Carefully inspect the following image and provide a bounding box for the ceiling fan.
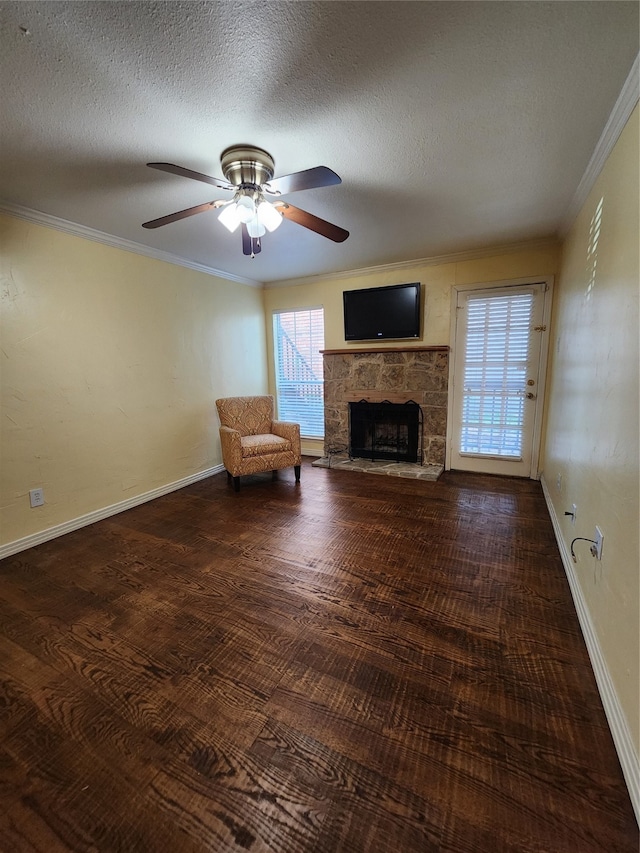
[142,145,349,257]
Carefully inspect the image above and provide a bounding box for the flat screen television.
[343,282,422,341]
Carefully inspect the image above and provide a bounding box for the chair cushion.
[241,433,291,458]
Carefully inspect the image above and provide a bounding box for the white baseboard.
[541,474,640,825]
[0,464,225,560]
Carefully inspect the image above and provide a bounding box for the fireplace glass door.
[349,401,421,463]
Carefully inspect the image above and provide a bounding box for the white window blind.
[273,308,325,438]
[460,291,534,457]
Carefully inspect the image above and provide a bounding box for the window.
[273,308,324,438]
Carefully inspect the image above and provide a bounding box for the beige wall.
[1,214,267,546]
[542,107,639,757]
[263,243,560,453]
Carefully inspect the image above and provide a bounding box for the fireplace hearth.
[349,400,422,464]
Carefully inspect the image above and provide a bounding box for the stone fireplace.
[322,346,449,467]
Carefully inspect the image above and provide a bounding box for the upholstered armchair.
[215,395,301,491]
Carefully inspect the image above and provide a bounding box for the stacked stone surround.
[322,347,449,467]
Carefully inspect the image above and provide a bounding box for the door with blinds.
[449,282,549,477]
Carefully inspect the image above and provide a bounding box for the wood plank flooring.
[1,463,637,852]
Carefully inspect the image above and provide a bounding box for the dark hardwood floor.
[1,462,637,852]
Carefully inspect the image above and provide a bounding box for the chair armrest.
[272,420,301,458]
[219,425,242,474]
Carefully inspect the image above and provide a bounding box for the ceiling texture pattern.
[1,1,638,284]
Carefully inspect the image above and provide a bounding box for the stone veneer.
[322,347,449,467]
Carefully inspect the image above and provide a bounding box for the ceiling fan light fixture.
[257,200,283,232]
[236,194,256,224]
[218,202,242,232]
[246,216,266,239]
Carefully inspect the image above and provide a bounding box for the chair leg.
[233,476,240,492]
[294,465,301,483]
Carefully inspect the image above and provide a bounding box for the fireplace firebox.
[348,400,422,464]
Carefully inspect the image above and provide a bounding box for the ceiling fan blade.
[142,200,222,228]
[277,203,349,243]
[265,166,341,196]
[241,224,261,255]
[242,224,251,255]
[147,162,234,191]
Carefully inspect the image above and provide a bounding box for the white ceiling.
[1,1,638,285]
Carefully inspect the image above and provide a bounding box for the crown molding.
[0,202,263,289]
[264,237,560,289]
[560,52,639,236]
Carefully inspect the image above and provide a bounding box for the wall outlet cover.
[594,525,604,560]
[29,488,45,508]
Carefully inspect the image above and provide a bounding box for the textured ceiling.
[1,1,638,284]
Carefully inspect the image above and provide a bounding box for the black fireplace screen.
[348,400,422,464]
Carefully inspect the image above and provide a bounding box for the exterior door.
[448,281,550,477]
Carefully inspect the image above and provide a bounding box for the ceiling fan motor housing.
[220,145,275,188]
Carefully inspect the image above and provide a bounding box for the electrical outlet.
[556,473,562,492]
[571,504,577,525]
[593,526,604,560]
[29,487,45,508]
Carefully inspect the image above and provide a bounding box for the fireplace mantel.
[321,346,448,355]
